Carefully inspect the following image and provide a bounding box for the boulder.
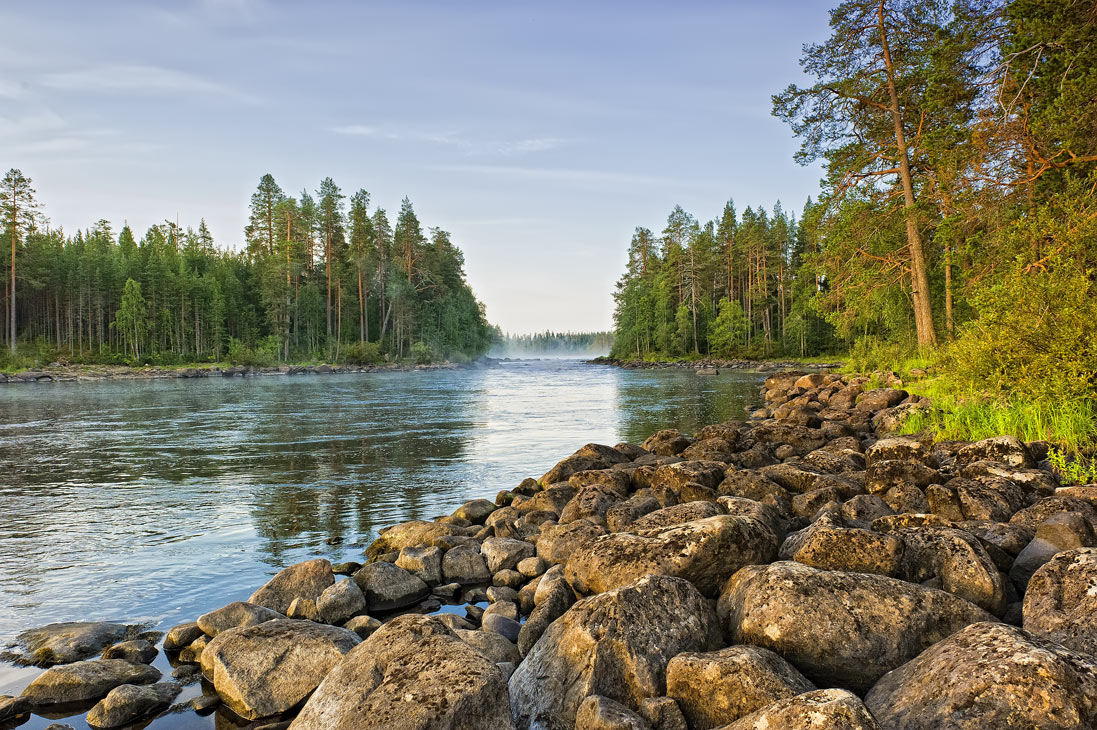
[541,444,629,484]
[537,520,606,565]
[565,515,777,598]
[890,526,1006,614]
[86,682,180,728]
[163,622,204,652]
[197,601,284,636]
[651,461,725,490]
[395,546,443,586]
[482,537,537,573]
[718,470,790,503]
[289,615,513,730]
[575,695,652,730]
[639,697,688,730]
[442,544,492,585]
[630,501,724,530]
[641,430,693,456]
[855,388,907,413]
[13,622,136,666]
[454,499,497,524]
[509,575,721,729]
[722,689,881,730]
[316,578,368,625]
[344,615,382,640]
[718,561,996,692]
[366,520,475,560]
[248,558,334,614]
[20,659,161,707]
[606,493,662,532]
[956,436,1035,469]
[1023,547,1097,655]
[865,622,1097,730]
[1009,497,1097,532]
[456,629,522,664]
[866,438,932,467]
[101,639,157,664]
[201,619,359,720]
[482,613,522,642]
[666,646,815,729]
[866,460,939,494]
[561,485,627,526]
[781,518,904,577]
[1010,512,1096,590]
[516,485,579,517]
[354,562,430,611]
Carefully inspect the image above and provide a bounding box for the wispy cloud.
[41,64,260,103]
[426,163,685,188]
[331,124,567,156]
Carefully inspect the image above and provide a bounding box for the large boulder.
[316,577,369,625]
[197,601,284,636]
[888,526,1006,615]
[201,619,360,720]
[12,622,137,666]
[482,537,537,573]
[248,558,334,614]
[366,520,476,560]
[641,430,693,457]
[666,646,815,729]
[163,622,204,652]
[442,544,492,585]
[19,659,161,707]
[85,682,180,728]
[353,561,430,611]
[565,515,777,598]
[575,695,652,730]
[1010,512,1096,590]
[717,561,996,692]
[537,520,606,565]
[509,575,721,730]
[865,622,1097,729]
[781,517,904,577]
[289,615,514,730]
[955,436,1035,469]
[541,444,630,484]
[722,689,881,730]
[1023,547,1097,655]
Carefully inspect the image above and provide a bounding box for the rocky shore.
[4,371,1097,729]
[590,356,845,372]
[0,360,494,385]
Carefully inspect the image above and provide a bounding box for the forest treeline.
[0,171,495,367]
[611,0,1097,409]
[491,330,614,357]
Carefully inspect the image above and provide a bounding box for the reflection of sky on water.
[0,361,764,710]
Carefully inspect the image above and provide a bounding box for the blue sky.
[1,0,828,334]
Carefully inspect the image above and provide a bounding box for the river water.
[0,359,765,727]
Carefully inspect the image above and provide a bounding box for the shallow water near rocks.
[0,359,766,728]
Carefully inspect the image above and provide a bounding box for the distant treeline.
[491,330,614,356]
[0,170,494,367]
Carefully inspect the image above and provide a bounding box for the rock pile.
[5,370,1096,729]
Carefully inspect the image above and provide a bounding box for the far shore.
[588,356,845,371]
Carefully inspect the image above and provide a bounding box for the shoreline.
[3,369,1089,729]
[0,359,500,385]
[588,355,845,371]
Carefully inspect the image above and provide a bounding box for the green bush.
[227,337,278,367]
[946,254,1097,404]
[410,341,433,365]
[343,341,381,365]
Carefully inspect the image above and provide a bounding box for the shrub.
[410,341,433,365]
[343,341,381,365]
[227,337,278,367]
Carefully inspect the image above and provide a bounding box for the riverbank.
[590,355,845,371]
[3,370,1094,729]
[0,359,498,385]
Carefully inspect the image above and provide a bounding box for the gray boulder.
[317,577,368,625]
[248,558,334,615]
[201,618,360,720]
[20,659,161,707]
[1010,512,1096,590]
[1023,547,1097,655]
[442,544,492,585]
[353,561,430,612]
[718,561,996,692]
[395,546,443,586]
[13,622,136,666]
[575,695,652,730]
[666,646,815,729]
[482,537,537,573]
[162,621,204,652]
[865,622,1097,729]
[509,575,721,729]
[101,639,157,664]
[289,615,514,730]
[537,520,606,565]
[85,682,180,728]
[565,515,777,598]
[197,601,284,636]
[722,689,881,730]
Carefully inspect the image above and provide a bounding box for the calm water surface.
[0,359,765,727]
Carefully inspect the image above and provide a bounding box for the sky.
[0,0,828,334]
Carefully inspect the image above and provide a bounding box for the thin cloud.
[427,163,686,188]
[41,64,260,103]
[330,124,566,156]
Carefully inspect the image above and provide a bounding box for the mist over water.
[0,360,765,727]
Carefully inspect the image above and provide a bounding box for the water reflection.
[0,361,765,719]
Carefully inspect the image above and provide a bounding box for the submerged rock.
[509,574,720,729]
[865,622,1097,729]
[13,622,136,666]
[85,682,180,728]
[289,614,513,730]
[20,659,161,707]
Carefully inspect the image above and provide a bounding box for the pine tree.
[1,169,41,354]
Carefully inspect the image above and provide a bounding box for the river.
[0,359,766,727]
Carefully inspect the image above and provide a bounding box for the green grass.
[897,377,1097,455]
